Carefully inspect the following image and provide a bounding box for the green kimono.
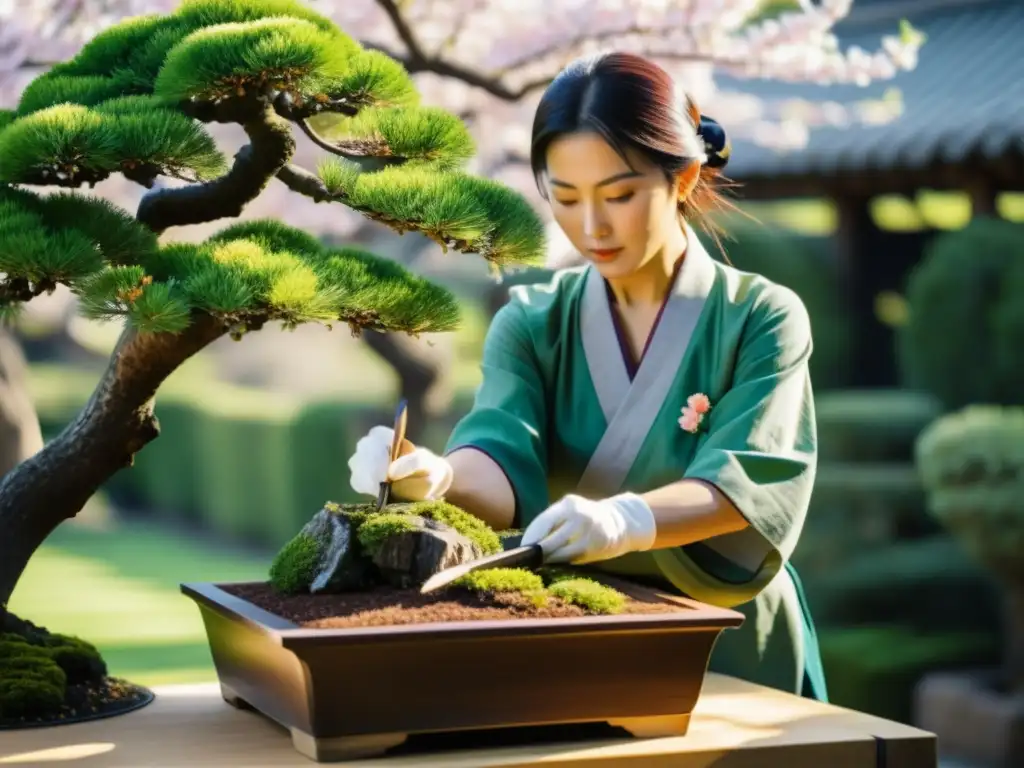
[445,225,827,701]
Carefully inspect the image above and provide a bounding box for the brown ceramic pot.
[181,577,744,762]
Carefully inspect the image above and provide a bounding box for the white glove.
[520,492,658,565]
[347,425,454,502]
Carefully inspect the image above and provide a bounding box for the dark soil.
[0,676,154,730]
[225,580,686,628]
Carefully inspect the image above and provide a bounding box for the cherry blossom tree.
[4,0,925,163]
[0,0,923,446]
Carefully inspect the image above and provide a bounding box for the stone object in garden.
[368,514,484,589]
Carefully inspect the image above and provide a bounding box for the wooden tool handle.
[375,399,409,512]
[389,399,408,462]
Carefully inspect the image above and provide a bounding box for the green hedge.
[702,221,854,391]
[794,462,932,578]
[28,362,944,559]
[914,404,1024,579]
[815,389,942,464]
[898,216,1024,410]
[804,535,1003,634]
[819,625,999,724]
[30,364,402,549]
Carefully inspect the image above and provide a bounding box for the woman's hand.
[347,426,454,502]
[520,492,658,564]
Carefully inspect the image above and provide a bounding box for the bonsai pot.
[181,576,744,762]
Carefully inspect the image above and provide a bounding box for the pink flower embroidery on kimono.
[679,392,712,434]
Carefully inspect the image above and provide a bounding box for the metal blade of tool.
[375,399,408,511]
[419,543,545,594]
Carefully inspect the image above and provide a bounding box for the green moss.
[0,637,51,661]
[0,657,68,690]
[453,568,549,608]
[0,629,107,721]
[356,512,420,558]
[407,500,502,555]
[271,500,504,591]
[0,677,65,720]
[452,568,628,615]
[268,531,321,593]
[325,501,374,530]
[548,578,626,615]
[454,567,544,593]
[42,634,107,684]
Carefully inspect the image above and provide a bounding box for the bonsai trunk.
[0,96,293,615]
[0,315,226,611]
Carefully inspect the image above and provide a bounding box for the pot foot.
[607,714,691,738]
[220,684,253,711]
[290,728,408,762]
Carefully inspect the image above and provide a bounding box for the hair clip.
[697,115,730,168]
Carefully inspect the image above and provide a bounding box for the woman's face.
[541,131,683,280]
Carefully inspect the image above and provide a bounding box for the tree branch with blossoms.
[4,0,924,154]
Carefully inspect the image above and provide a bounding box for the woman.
[348,51,827,702]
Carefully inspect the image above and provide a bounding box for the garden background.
[2,0,1021,763]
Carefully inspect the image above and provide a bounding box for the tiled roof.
[722,0,1024,182]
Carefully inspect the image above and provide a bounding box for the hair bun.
[697,115,730,169]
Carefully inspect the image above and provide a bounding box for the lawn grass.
[7,508,272,687]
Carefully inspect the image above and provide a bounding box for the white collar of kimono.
[578,229,778,592]
[579,222,718,451]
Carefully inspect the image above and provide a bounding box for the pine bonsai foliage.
[0,0,545,614]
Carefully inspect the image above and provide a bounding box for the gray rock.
[308,507,371,593]
[372,516,483,588]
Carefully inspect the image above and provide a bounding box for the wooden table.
[0,673,935,767]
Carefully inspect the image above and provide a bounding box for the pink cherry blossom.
[678,408,702,433]
[687,393,711,415]
[2,1,925,164]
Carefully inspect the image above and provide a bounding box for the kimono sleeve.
[444,298,550,526]
[685,283,817,565]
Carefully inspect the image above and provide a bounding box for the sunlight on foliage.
[318,105,475,170]
[153,18,357,103]
[1,0,545,340]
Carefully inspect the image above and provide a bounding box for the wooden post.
[964,175,998,218]
[832,194,880,387]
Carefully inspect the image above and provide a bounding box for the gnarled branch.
[370,0,556,100]
[0,278,47,304]
[298,119,405,171]
[136,100,296,234]
[276,163,334,202]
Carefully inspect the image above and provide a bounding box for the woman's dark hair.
[530,51,735,249]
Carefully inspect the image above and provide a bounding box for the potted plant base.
[181,501,745,761]
[182,577,742,762]
[0,612,155,730]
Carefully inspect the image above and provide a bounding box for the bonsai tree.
[0,0,546,724]
[914,405,1024,763]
